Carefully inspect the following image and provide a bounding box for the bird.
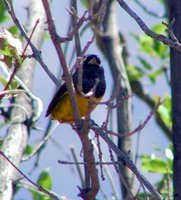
[45,54,106,123]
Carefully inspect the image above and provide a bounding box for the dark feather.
[45,54,106,117]
[45,83,67,117]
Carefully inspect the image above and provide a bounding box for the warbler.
[45,54,106,123]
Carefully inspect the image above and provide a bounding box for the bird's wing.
[46,70,79,117]
[45,83,67,117]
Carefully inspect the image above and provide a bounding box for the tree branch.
[4,0,58,85]
[91,120,164,200]
[0,1,47,200]
[41,0,81,125]
[96,0,133,197]
[0,151,60,200]
[131,80,172,140]
[42,1,101,199]
[77,130,100,199]
[117,0,181,51]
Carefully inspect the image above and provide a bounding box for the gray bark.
[0,1,46,199]
[100,1,133,198]
[167,0,181,199]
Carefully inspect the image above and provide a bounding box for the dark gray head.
[83,54,101,66]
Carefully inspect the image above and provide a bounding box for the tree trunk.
[0,1,46,199]
[167,0,181,199]
[98,1,133,198]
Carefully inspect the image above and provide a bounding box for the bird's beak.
[88,57,98,65]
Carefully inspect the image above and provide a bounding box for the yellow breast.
[50,93,102,123]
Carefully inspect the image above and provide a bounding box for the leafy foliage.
[140,145,173,198]
[0,75,19,91]
[139,24,169,59]
[141,153,172,174]
[157,95,172,128]
[31,169,53,200]
[23,145,35,155]
[127,24,169,87]
[126,64,144,81]
[0,28,23,68]
[0,1,9,24]
[128,21,172,198]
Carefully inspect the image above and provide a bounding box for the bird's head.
[83,54,101,66]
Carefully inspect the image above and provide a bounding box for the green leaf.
[126,65,144,81]
[37,169,53,190]
[0,2,9,24]
[168,143,173,152]
[138,24,168,59]
[151,24,166,34]
[163,95,171,111]
[0,75,15,91]
[23,145,35,155]
[148,68,164,83]
[0,47,13,57]
[165,145,173,174]
[10,79,19,90]
[0,75,8,87]
[32,193,51,200]
[166,159,173,175]
[157,95,172,128]
[141,154,170,174]
[31,169,53,200]
[139,35,156,56]
[0,76,19,92]
[0,28,23,68]
[81,0,88,7]
[158,105,171,127]
[44,32,50,40]
[165,148,173,160]
[152,39,168,58]
[137,56,152,70]
[8,25,19,35]
[157,0,165,4]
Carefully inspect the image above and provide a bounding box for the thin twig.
[22,19,40,56]
[162,19,178,42]
[134,0,165,18]
[65,10,91,42]
[42,0,81,125]
[77,130,100,199]
[0,151,60,200]
[81,33,96,55]
[91,120,163,200]
[4,0,58,85]
[16,180,66,200]
[70,0,82,56]
[58,160,130,165]
[70,146,85,188]
[104,130,134,199]
[21,122,59,161]
[117,0,181,51]
[91,139,119,199]
[106,98,162,138]
[0,61,43,122]
[2,19,40,97]
[131,121,141,191]
[95,134,104,180]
